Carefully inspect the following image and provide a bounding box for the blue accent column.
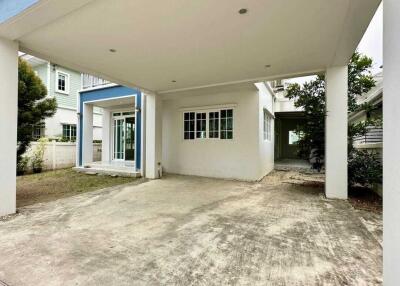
[78,85,141,169]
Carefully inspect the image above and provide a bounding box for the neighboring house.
[349,71,383,146]
[349,72,383,195]
[75,80,275,181]
[20,54,103,141]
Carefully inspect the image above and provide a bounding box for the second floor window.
[56,71,69,94]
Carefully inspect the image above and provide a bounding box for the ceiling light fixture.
[238,8,248,15]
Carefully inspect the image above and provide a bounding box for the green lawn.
[17,168,140,208]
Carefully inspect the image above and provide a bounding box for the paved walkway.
[0,171,382,285]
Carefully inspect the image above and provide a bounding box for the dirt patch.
[349,187,382,213]
[264,170,325,188]
[269,170,382,213]
[17,168,142,208]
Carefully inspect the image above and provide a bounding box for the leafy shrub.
[17,155,30,176]
[31,138,48,173]
[60,137,72,142]
[348,150,382,187]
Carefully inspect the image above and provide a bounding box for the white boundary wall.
[26,142,101,171]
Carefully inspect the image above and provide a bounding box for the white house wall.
[49,65,81,109]
[101,109,111,162]
[44,107,76,138]
[93,111,103,141]
[256,83,275,179]
[162,84,261,181]
[44,107,102,140]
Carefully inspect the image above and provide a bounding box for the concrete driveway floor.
[0,171,382,286]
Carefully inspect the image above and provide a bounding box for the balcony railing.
[354,126,383,145]
[82,74,111,89]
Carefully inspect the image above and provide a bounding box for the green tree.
[286,52,382,186]
[286,52,375,158]
[17,59,57,164]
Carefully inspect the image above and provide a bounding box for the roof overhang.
[0,0,381,93]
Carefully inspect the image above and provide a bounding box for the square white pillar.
[384,0,400,283]
[101,109,111,162]
[325,66,348,199]
[0,37,18,216]
[145,92,162,179]
[82,103,93,165]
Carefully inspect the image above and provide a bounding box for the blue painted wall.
[79,86,142,170]
[0,0,38,23]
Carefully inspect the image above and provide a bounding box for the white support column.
[384,0,400,283]
[0,37,18,216]
[101,109,111,162]
[82,103,93,165]
[325,66,348,199]
[141,93,146,177]
[145,92,162,179]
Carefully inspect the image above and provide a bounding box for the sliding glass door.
[113,118,125,160]
[113,114,135,161]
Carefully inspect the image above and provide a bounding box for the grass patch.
[17,168,139,208]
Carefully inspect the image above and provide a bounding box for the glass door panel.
[125,117,135,161]
[113,118,125,160]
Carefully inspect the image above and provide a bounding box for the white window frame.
[55,70,70,94]
[110,109,136,161]
[182,107,234,141]
[32,123,45,140]
[62,124,76,141]
[263,108,272,141]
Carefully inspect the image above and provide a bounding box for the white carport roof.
[0,0,380,93]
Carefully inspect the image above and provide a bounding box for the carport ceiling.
[87,96,135,108]
[0,0,380,92]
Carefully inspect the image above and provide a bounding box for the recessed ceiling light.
[238,8,248,14]
[171,80,176,83]
[265,64,271,68]
[109,49,116,53]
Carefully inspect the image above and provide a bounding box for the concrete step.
[73,166,141,178]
